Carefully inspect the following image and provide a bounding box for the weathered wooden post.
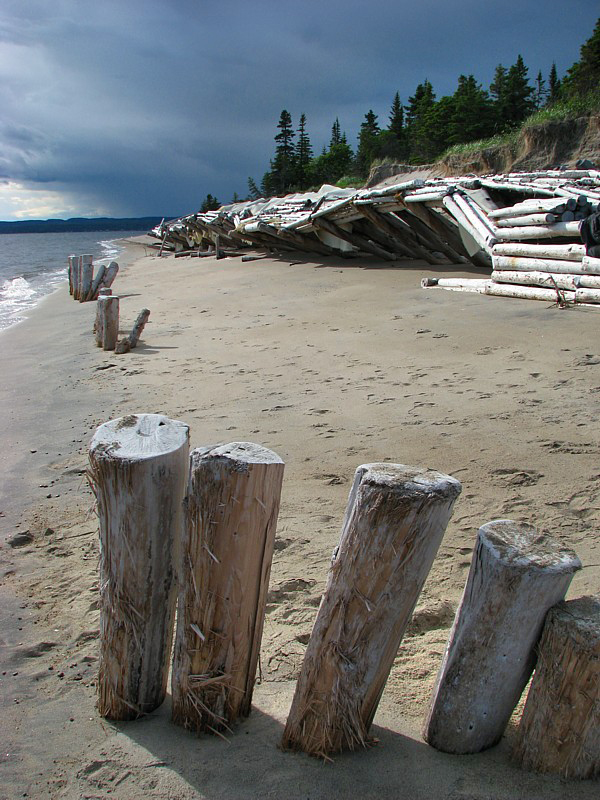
[89,414,189,720]
[67,255,78,296]
[423,520,581,754]
[115,308,150,354]
[89,263,107,301]
[96,295,119,350]
[281,463,461,758]
[94,289,113,343]
[513,596,600,779]
[171,442,284,734]
[80,255,94,303]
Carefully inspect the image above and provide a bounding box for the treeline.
[0,216,170,234]
[240,17,599,200]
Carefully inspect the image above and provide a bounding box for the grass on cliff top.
[523,90,600,128]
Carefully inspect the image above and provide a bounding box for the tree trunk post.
[97,295,119,351]
[80,255,94,303]
[89,263,107,301]
[513,596,600,779]
[171,442,284,735]
[115,308,150,354]
[68,255,78,296]
[281,463,462,759]
[423,520,581,754]
[88,413,190,720]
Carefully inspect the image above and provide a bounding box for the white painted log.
[171,442,284,734]
[452,193,498,241]
[442,195,493,254]
[492,242,585,261]
[97,295,119,351]
[479,180,556,197]
[67,255,78,296]
[89,413,190,719]
[404,190,448,203]
[281,464,461,758]
[492,255,598,275]
[583,255,600,272]
[488,199,567,219]
[575,288,600,304]
[115,308,150,354]
[494,221,581,240]
[485,283,574,302]
[495,213,558,228]
[491,271,581,291]
[436,278,489,290]
[423,520,581,754]
[89,264,107,301]
[513,596,600,779]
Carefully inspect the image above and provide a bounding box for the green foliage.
[200,193,220,211]
[306,141,354,185]
[355,109,381,176]
[295,113,313,188]
[561,17,600,98]
[247,177,261,199]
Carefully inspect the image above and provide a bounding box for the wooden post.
[89,264,107,301]
[115,308,150,354]
[93,261,119,299]
[88,413,190,719]
[513,596,600,779]
[97,295,119,351]
[80,256,94,303]
[423,520,581,755]
[281,463,461,758]
[67,255,78,296]
[171,442,284,734]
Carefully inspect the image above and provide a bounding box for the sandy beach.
[1,238,599,799]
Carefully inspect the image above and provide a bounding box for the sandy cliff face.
[367,115,600,185]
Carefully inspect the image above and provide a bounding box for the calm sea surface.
[0,230,143,332]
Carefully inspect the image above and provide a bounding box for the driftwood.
[492,255,599,275]
[115,308,150,354]
[423,520,581,754]
[68,255,78,296]
[171,443,284,734]
[80,256,94,303]
[492,242,585,261]
[281,463,461,758]
[513,596,600,779]
[89,413,190,719]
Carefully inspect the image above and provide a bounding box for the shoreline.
[1,244,599,798]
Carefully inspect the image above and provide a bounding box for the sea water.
[0,230,144,332]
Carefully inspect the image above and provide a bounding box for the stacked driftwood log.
[150,169,600,305]
[89,413,599,779]
[68,253,119,301]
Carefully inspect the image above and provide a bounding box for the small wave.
[1,276,35,304]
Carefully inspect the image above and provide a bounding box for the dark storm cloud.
[0,0,596,218]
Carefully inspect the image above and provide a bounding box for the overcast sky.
[0,1,596,220]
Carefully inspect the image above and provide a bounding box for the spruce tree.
[534,70,547,109]
[330,118,341,148]
[561,17,600,97]
[295,113,313,189]
[448,75,494,146]
[268,109,296,195]
[247,177,261,199]
[389,91,404,138]
[548,63,561,104]
[355,110,381,177]
[405,80,436,162]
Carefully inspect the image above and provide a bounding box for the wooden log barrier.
[89,263,107,301]
[513,596,600,779]
[67,255,78,296]
[423,520,581,754]
[89,413,190,719]
[171,442,284,734]
[281,463,461,758]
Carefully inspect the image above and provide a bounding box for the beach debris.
[423,520,581,755]
[171,442,284,735]
[114,308,150,353]
[513,595,600,779]
[8,530,34,548]
[281,463,461,759]
[89,413,190,720]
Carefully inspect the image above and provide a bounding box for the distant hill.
[0,216,175,234]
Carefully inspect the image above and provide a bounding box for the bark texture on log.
[513,596,600,779]
[115,308,150,354]
[281,463,461,759]
[98,295,119,351]
[171,442,284,735]
[89,414,190,719]
[423,520,581,754]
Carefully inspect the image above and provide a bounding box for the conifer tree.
[200,193,220,212]
[330,118,341,148]
[448,75,494,146]
[355,109,381,176]
[548,62,561,104]
[389,92,404,138]
[405,80,436,161]
[295,113,313,189]
[534,70,547,109]
[561,17,600,97]
[247,177,261,199]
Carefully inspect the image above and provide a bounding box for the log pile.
[151,169,600,304]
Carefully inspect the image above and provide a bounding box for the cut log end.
[481,519,582,572]
[90,413,190,461]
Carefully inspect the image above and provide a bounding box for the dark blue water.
[0,230,142,331]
